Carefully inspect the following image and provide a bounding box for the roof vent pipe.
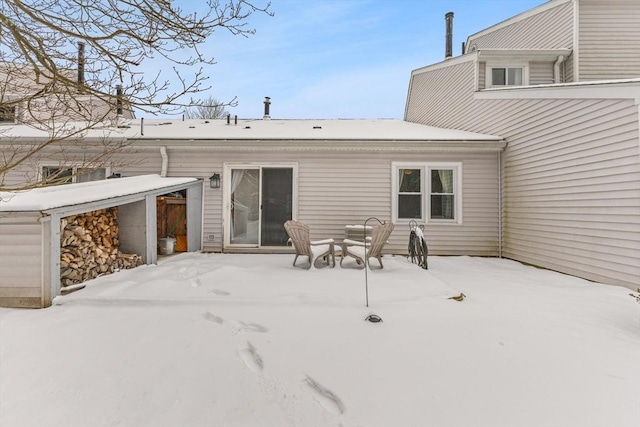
[445,12,454,60]
[227,113,230,125]
[234,115,237,125]
[263,96,271,120]
[461,41,466,55]
[116,84,123,116]
[77,42,85,91]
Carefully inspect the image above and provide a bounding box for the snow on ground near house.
[1,254,638,427]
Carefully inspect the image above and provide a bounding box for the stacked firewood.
[60,207,143,287]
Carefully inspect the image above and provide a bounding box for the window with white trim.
[486,64,528,88]
[393,163,462,224]
[40,165,108,186]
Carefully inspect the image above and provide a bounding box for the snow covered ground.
[1,253,638,427]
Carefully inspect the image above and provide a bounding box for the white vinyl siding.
[578,0,640,80]
[529,61,555,85]
[467,1,574,50]
[407,59,477,128]
[407,68,640,287]
[102,148,501,257]
[0,213,49,308]
[405,0,640,287]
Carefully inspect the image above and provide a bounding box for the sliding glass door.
[226,165,294,248]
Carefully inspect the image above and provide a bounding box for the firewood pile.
[60,207,143,287]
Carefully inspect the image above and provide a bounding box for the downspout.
[553,55,565,83]
[498,150,503,258]
[160,146,168,177]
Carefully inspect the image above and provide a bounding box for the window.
[0,106,16,122]
[42,166,73,185]
[393,163,462,224]
[40,165,108,186]
[77,168,107,182]
[491,67,522,86]
[486,64,528,88]
[397,168,422,219]
[430,168,455,220]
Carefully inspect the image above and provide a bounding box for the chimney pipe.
[263,96,271,120]
[445,12,454,60]
[77,42,85,89]
[227,113,230,125]
[116,84,123,116]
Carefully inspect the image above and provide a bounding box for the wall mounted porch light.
[209,173,221,189]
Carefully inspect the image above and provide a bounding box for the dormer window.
[491,67,523,86]
[485,63,529,88]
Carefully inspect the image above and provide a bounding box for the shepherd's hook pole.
[363,217,383,307]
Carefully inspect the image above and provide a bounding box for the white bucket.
[158,237,177,255]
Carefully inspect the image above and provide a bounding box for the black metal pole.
[363,217,383,307]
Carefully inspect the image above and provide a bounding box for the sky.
[141,0,548,120]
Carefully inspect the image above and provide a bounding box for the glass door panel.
[261,168,293,246]
[230,169,260,245]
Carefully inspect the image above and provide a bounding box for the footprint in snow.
[203,312,224,324]
[209,288,230,296]
[239,341,263,373]
[190,278,200,288]
[234,321,269,333]
[303,375,345,415]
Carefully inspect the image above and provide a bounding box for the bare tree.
[0,0,271,192]
[184,95,228,120]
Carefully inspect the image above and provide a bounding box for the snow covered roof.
[0,118,503,142]
[0,175,198,212]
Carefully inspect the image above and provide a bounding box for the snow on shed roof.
[0,118,502,141]
[0,175,198,212]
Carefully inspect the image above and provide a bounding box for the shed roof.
[0,118,502,142]
[0,175,198,212]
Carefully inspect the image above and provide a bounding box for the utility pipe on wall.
[160,146,168,177]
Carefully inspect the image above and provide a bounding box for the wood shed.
[0,175,203,308]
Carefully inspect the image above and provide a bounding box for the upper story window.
[40,165,108,186]
[492,67,523,86]
[486,63,528,88]
[393,162,462,224]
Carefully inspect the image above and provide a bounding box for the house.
[2,0,638,308]
[405,0,640,288]
[0,44,134,127]
[1,42,135,188]
[1,115,507,306]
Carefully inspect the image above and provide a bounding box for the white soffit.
[476,49,573,62]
